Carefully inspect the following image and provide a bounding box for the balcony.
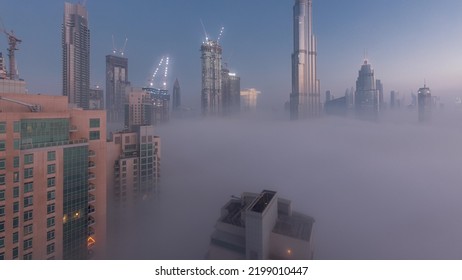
[88,227,95,236]
[88,173,96,180]
[88,183,96,191]
[89,150,96,157]
[88,205,96,214]
[89,194,96,203]
[88,216,96,226]
[88,161,96,169]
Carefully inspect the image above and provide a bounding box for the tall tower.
[172,78,181,111]
[62,2,90,109]
[355,59,379,120]
[106,54,129,122]
[417,84,431,122]
[201,39,222,116]
[290,0,321,120]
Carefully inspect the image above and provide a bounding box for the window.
[47,191,55,201]
[24,154,34,164]
[12,247,18,259]
[23,238,32,250]
[89,118,100,128]
[47,164,55,174]
[0,122,5,133]
[24,182,33,193]
[0,252,3,260]
[24,210,33,221]
[23,253,32,260]
[0,158,5,170]
[24,224,33,236]
[0,174,4,185]
[13,172,19,183]
[24,168,33,179]
[47,217,55,228]
[13,217,19,228]
[0,221,4,232]
[47,203,55,214]
[0,140,5,151]
[0,237,4,248]
[13,156,19,168]
[47,151,56,161]
[47,177,55,188]
[13,121,20,133]
[14,139,20,150]
[13,232,18,244]
[89,131,100,140]
[13,201,19,213]
[24,196,33,207]
[0,205,4,216]
[13,186,19,197]
[0,189,4,201]
[47,230,55,241]
[47,243,55,255]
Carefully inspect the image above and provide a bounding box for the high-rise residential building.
[206,190,315,260]
[221,68,240,116]
[62,2,90,109]
[142,87,170,124]
[240,88,261,112]
[355,59,378,120]
[290,0,321,120]
[201,39,222,116]
[418,84,431,122]
[0,93,107,260]
[172,78,181,112]
[89,86,104,110]
[106,55,130,122]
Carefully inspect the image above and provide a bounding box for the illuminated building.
[0,93,107,260]
[290,0,321,119]
[240,88,261,112]
[206,190,315,260]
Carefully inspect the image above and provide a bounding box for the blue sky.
[1,0,461,107]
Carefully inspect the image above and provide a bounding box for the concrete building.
[106,55,130,122]
[172,78,181,112]
[0,93,107,260]
[221,68,240,116]
[290,0,321,120]
[207,190,315,260]
[89,86,104,110]
[62,2,90,109]
[355,59,379,120]
[201,39,222,116]
[418,84,431,123]
[240,88,261,112]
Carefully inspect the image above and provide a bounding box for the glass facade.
[63,146,88,260]
[20,118,69,146]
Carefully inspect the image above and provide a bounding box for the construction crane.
[149,56,169,90]
[0,19,22,80]
[112,35,128,56]
[0,96,41,112]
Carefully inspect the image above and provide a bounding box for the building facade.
[62,2,90,109]
[0,93,106,260]
[89,87,104,110]
[290,0,321,120]
[172,78,181,112]
[221,68,240,116]
[418,84,431,123]
[106,55,129,122]
[206,190,315,260]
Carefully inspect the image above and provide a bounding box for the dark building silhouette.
[222,67,240,116]
[418,84,431,122]
[355,59,378,120]
[325,96,348,116]
[106,55,130,122]
[172,78,181,111]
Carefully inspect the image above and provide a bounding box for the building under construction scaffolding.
[201,39,222,116]
[0,28,26,94]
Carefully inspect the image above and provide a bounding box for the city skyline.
[1,0,462,107]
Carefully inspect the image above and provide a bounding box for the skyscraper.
[172,78,181,112]
[221,67,241,116]
[106,55,129,122]
[355,59,378,120]
[201,39,222,116]
[62,2,90,109]
[418,84,431,122]
[290,0,321,120]
[240,88,261,112]
[376,79,384,109]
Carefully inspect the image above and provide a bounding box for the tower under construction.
[201,39,222,116]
